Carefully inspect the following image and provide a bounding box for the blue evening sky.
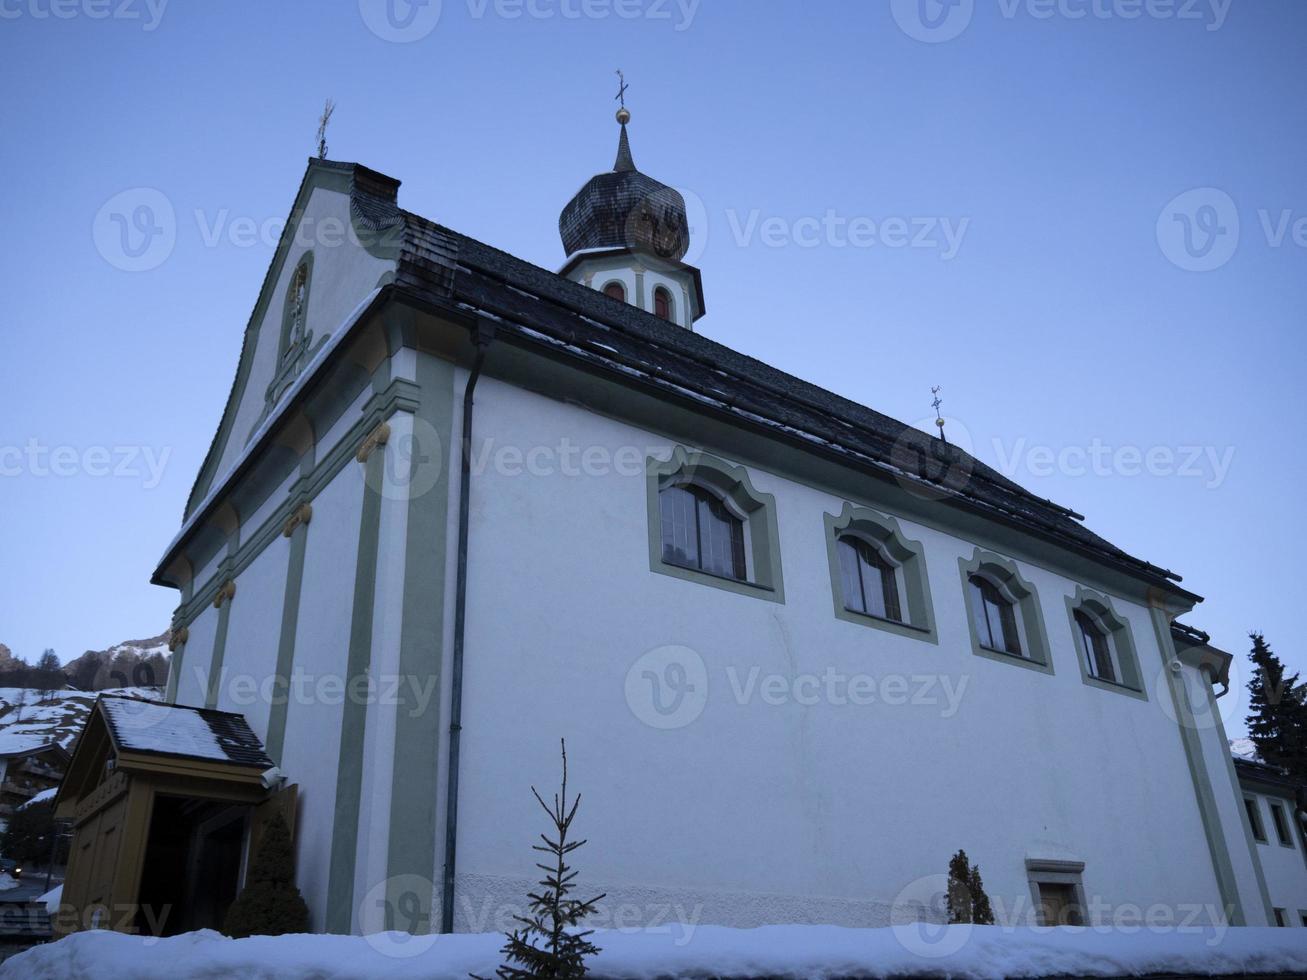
[0,1,1302,734]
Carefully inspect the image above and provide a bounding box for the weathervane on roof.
[931,386,947,443]
[316,98,335,160]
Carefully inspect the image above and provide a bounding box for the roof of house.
[0,733,65,759]
[167,159,1201,603]
[98,696,274,769]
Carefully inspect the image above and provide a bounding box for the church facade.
[100,111,1274,935]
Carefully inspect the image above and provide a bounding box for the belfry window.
[659,483,745,581]
[653,285,673,321]
[838,536,902,623]
[603,281,626,302]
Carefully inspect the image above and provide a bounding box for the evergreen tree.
[946,850,973,924]
[490,740,605,979]
[945,849,994,925]
[223,811,309,938]
[968,862,994,925]
[0,799,68,867]
[1246,632,1307,781]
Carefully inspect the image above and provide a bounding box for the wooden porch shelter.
[54,696,294,937]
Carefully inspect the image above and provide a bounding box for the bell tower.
[557,91,705,329]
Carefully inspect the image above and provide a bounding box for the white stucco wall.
[278,462,364,931]
[174,603,219,707]
[449,376,1234,931]
[214,539,291,742]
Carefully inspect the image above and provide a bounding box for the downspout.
[441,321,494,933]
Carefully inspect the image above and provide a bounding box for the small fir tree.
[490,740,605,979]
[945,849,994,925]
[223,810,309,938]
[1246,632,1307,781]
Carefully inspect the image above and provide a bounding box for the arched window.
[653,286,673,321]
[1074,608,1116,683]
[969,574,1021,656]
[603,281,626,302]
[659,482,746,581]
[837,536,902,622]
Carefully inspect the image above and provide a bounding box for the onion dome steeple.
[557,89,705,330]
[558,107,690,262]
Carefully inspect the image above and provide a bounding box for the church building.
[56,106,1277,936]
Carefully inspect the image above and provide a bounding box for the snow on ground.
[0,874,17,893]
[4,924,1307,980]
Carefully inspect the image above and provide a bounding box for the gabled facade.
[96,114,1277,939]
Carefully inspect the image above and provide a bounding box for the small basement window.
[1273,908,1287,927]
[1025,859,1086,927]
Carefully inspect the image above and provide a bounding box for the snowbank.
[4,924,1306,979]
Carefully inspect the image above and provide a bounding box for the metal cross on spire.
[931,386,948,443]
[615,69,629,109]
[316,98,335,160]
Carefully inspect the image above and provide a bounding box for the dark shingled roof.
[99,695,274,769]
[359,172,1192,599]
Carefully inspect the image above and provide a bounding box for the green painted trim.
[1063,587,1147,701]
[957,549,1053,675]
[384,353,455,933]
[204,587,234,709]
[1148,607,1248,925]
[1209,695,1276,917]
[264,509,310,766]
[823,503,938,644]
[646,447,785,604]
[174,377,423,628]
[326,448,386,934]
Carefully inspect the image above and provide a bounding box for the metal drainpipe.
[441,322,494,933]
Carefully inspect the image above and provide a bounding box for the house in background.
[1232,739,1307,927]
[54,107,1278,936]
[0,736,69,835]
